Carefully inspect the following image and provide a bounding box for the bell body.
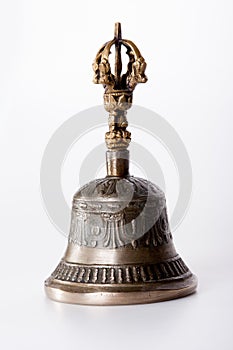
[45,175,197,305]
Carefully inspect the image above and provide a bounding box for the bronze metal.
[45,23,197,305]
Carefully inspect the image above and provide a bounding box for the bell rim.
[44,274,197,306]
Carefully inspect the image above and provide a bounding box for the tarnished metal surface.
[45,23,197,305]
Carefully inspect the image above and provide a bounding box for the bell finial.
[93,22,148,152]
[93,22,147,96]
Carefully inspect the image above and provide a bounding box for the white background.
[1,0,233,349]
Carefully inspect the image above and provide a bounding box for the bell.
[45,23,197,305]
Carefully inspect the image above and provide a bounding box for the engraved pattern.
[69,211,90,246]
[69,176,168,249]
[101,212,125,248]
[68,207,172,249]
[74,177,164,200]
[51,256,190,285]
[135,208,173,248]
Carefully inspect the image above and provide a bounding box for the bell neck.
[106,149,129,177]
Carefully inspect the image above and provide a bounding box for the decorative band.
[50,257,190,285]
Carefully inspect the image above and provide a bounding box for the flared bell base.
[45,274,197,306]
[45,175,197,305]
[45,246,197,305]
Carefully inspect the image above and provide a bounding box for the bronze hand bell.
[45,23,197,305]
